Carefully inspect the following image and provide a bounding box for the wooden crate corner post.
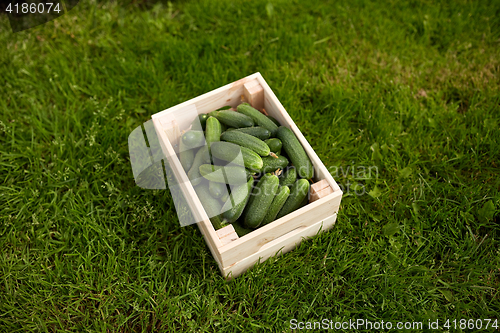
[216,225,239,246]
[310,179,334,203]
[243,80,264,111]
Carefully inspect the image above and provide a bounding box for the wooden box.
[152,73,343,279]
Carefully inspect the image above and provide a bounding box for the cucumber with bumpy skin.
[221,177,253,223]
[232,221,252,237]
[279,166,297,187]
[237,103,278,136]
[181,130,204,149]
[205,117,221,151]
[261,155,288,174]
[187,146,211,186]
[199,164,251,185]
[228,127,271,140]
[244,174,279,228]
[220,130,270,157]
[265,138,282,155]
[276,179,310,219]
[194,183,227,230]
[299,191,309,208]
[276,126,314,179]
[260,185,290,226]
[213,110,254,128]
[191,113,209,131]
[211,141,263,173]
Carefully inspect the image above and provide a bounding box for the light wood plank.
[152,118,224,263]
[218,190,342,267]
[152,73,261,119]
[222,214,337,279]
[219,233,239,246]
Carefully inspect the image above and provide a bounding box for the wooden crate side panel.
[153,80,263,137]
[158,104,198,149]
[152,118,224,260]
[196,220,224,268]
[152,73,262,120]
[218,190,342,267]
[223,214,338,279]
[256,76,342,194]
[153,118,202,219]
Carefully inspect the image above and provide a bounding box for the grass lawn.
[1,0,499,331]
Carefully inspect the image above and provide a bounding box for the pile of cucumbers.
[178,103,314,237]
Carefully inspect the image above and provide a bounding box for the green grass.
[1,0,499,331]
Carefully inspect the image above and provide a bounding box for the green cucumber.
[244,174,280,228]
[194,183,227,230]
[216,105,232,111]
[261,155,288,173]
[299,192,309,208]
[209,181,225,199]
[213,110,254,128]
[260,185,290,226]
[205,116,222,151]
[187,146,211,186]
[229,127,271,140]
[211,141,263,173]
[232,221,252,237]
[276,126,314,179]
[267,115,281,126]
[220,130,270,157]
[265,138,282,155]
[191,113,209,131]
[237,103,278,136]
[279,166,297,187]
[178,138,194,172]
[276,179,310,219]
[241,180,257,221]
[221,177,254,223]
[181,130,205,149]
[199,164,251,185]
